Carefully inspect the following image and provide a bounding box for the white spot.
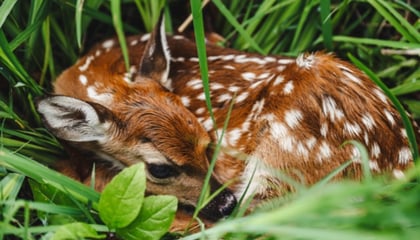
[322,96,345,121]
[344,122,362,136]
[242,72,256,81]
[285,109,303,128]
[228,85,241,92]
[95,50,101,57]
[383,109,396,126]
[306,137,317,149]
[338,65,353,73]
[320,122,328,137]
[250,80,264,89]
[210,83,225,90]
[371,142,381,158]
[78,55,94,72]
[271,122,288,138]
[401,128,408,139]
[180,96,190,107]
[79,75,88,85]
[351,146,361,162]
[171,57,185,62]
[257,72,272,79]
[187,79,202,88]
[272,75,284,86]
[140,33,151,42]
[296,53,315,69]
[189,57,199,62]
[277,66,286,72]
[102,39,115,49]
[364,132,370,145]
[392,169,405,179]
[296,142,309,157]
[250,99,265,120]
[221,55,235,61]
[361,113,375,130]
[172,35,185,40]
[369,160,380,171]
[202,118,214,131]
[227,128,243,146]
[264,56,276,62]
[130,39,138,46]
[398,147,412,165]
[277,59,294,64]
[195,107,206,115]
[223,65,235,70]
[342,70,362,84]
[208,55,222,61]
[235,92,249,103]
[87,86,113,104]
[283,81,294,94]
[196,92,207,101]
[217,93,232,103]
[235,56,267,65]
[317,141,332,162]
[374,89,388,104]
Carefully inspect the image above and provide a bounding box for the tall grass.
[0,0,419,239]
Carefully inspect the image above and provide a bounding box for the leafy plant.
[0,151,177,239]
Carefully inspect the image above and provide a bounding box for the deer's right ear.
[36,96,114,143]
[137,13,171,88]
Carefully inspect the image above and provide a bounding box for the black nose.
[200,188,237,221]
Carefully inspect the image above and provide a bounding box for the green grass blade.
[110,0,129,73]
[0,0,17,28]
[212,0,264,53]
[367,0,420,43]
[75,0,85,49]
[331,36,420,49]
[0,148,100,206]
[189,0,216,129]
[320,0,333,50]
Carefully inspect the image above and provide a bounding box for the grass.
[0,0,419,239]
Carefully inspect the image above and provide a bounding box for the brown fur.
[47,27,418,232]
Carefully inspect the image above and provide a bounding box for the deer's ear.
[137,13,170,87]
[36,95,114,142]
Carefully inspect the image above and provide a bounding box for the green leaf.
[98,163,146,229]
[116,195,177,240]
[51,222,105,240]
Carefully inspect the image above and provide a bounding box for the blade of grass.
[367,0,420,43]
[110,0,129,73]
[330,36,420,49]
[75,0,85,48]
[189,0,216,129]
[212,0,264,53]
[320,0,333,50]
[0,148,100,207]
[0,0,17,28]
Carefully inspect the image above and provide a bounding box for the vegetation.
[0,0,419,239]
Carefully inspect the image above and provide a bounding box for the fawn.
[37,16,418,231]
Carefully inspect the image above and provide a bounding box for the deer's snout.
[200,188,237,221]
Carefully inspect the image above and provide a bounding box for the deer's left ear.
[137,13,171,88]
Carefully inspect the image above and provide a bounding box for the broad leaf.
[116,195,178,240]
[98,163,146,229]
[51,222,105,240]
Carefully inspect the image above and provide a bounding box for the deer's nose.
[200,188,237,221]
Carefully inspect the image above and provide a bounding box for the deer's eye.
[148,164,179,179]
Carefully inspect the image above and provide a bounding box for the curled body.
[37,17,418,230]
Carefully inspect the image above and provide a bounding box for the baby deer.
[37,16,418,230]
